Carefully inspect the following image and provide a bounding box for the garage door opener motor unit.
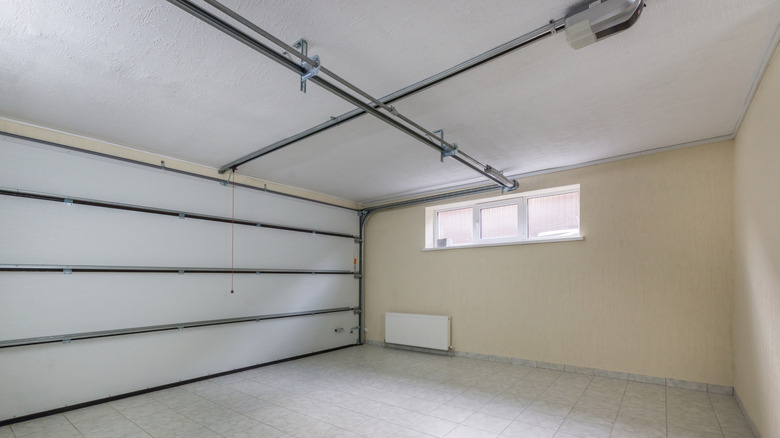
[565,0,645,49]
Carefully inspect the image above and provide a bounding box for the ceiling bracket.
[292,38,320,93]
[428,129,458,162]
[502,178,520,193]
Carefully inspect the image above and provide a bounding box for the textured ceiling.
[1,0,779,204]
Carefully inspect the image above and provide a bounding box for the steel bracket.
[354,237,363,244]
[293,39,320,93]
[349,325,360,334]
[353,273,362,279]
[502,179,520,193]
[428,129,458,162]
[441,142,458,162]
[352,308,362,314]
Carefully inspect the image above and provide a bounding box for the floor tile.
[63,403,117,424]
[14,424,84,438]
[501,421,557,438]
[143,416,203,438]
[480,399,528,420]
[10,414,72,436]
[287,419,340,438]
[387,428,431,438]
[348,417,401,437]
[445,424,500,438]
[610,419,666,438]
[430,403,475,423]
[375,405,424,427]
[557,418,612,438]
[3,345,759,438]
[463,412,513,434]
[133,410,190,431]
[223,422,285,437]
[170,426,221,437]
[407,415,458,437]
[516,409,566,430]
[667,425,726,438]
[77,416,144,438]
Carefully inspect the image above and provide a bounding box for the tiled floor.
[2,345,755,438]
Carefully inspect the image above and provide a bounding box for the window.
[426,185,581,249]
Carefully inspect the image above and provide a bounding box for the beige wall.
[366,141,734,385]
[733,43,780,438]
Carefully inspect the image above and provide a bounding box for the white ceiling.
[2,0,779,204]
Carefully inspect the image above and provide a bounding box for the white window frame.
[433,205,476,247]
[425,184,582,250]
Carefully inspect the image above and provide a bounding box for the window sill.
[423,236,584,251]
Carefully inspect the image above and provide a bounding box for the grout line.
[610,376,630,438]
[665,385,669,438]
[706,391,729,438]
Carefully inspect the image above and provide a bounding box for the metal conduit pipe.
[220,19,565,171]
[166,0,519,191]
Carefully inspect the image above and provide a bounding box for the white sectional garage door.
[0,133,360,421]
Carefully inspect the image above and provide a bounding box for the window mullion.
[473,207,480,245]
[519,198,528,241]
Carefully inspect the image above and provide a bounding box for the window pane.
[528,192,580,238]
[437,208,473,246]
[480,204,518,239]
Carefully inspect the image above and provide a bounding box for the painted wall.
[366,141,734,385]
[733,42,780,438]
[0,135,360,422]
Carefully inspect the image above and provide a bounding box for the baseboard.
[364,341,734,395]
[0,343,357,427]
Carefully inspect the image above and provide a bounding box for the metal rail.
[0,131,357,212]
[219,19,565,171]
[0,264,354,275]
[0,188,357,239]
[366,184,505,213]
[166,0,519,190]
[0,307,357,349]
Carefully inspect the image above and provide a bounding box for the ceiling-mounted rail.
[219,19,565,172]
[0,307,356,349]
[166,0,519,191]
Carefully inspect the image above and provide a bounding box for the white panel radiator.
[385,312,451,351]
